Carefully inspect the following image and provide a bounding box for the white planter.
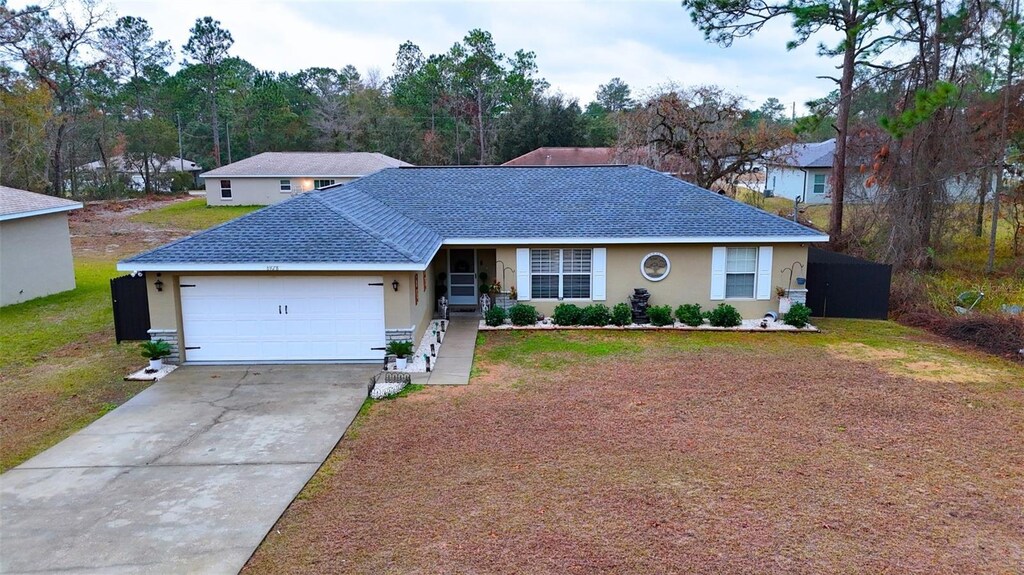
[395,357,408,370]
[778,296,792,315]
[148,358,163,371]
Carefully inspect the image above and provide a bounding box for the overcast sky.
[43,0,843,113]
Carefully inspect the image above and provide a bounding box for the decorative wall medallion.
[641,252,670,281]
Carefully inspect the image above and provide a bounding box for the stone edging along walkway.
[479,319,820,333]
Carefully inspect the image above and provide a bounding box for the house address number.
[266,265,279,271]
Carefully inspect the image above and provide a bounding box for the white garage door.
[179,275,386,362]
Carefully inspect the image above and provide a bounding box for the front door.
[448,249,477,306]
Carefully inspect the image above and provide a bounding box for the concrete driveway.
[0,364,377,574]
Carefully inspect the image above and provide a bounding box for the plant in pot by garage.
[386,340,414,369]
[140,340,171,372]
[776,286,792,315]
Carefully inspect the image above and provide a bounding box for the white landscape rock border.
[390,319,447,373]
[370,378,408,399]
[479,318,819,332]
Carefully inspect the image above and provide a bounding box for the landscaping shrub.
[484,306,507,327]
[611,302,632,326]
[783,302,812,328]
[707,303,742,327]
[552,303,583,326]
[675,303,704,327]
[647,304,674,326]
[579,304,611,326]
[508,304,538,326]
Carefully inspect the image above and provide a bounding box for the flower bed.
[479,318,818,332]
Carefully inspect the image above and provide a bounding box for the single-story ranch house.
[118,166,828,363]
[760,139,835,205]
[1,186,82,306]
[202,151,411,206]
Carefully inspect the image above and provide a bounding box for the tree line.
[0,0,805,197]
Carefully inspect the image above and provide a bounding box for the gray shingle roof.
[200,152,412,178]
[0,186,82,220]
[122,166,826,268]
[770,139,835,168]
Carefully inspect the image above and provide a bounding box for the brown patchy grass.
[245,327,1023,574]
[0,195,197,471]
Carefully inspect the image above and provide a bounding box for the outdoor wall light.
[154,274,164,292]
[392,279,400,292]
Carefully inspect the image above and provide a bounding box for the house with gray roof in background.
[201,151,412,206]
[1,186,82,306]
[760,139,835,205]
[119,166,827,364]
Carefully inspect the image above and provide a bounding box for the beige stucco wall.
[204,176,358,206]
[0,213,76,306]
[483,243,810,318]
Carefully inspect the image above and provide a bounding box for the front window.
[812,173,826,194]
[280,179,292,192]
[531,248,592,299]
[220,179,231,199]
[313,179,336,189]
[725,247,757,298]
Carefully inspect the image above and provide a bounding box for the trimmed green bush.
[484,306,507,327]
[580,304,611,326]
[611,302,632,326]
[139,339,171,359]
[647,304,674,326]
[508,304,538,326]
[675,303,704,327]
[386,340,414,358]
[783,302,812,328]
[707,303,743,327]
[552,303,583,326]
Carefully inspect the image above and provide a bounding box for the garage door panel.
[180,275,386,362]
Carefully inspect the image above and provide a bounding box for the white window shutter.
[516,248,531,301]
[591,247,607,301]
[756,246,773,300]
[710,246,726,300]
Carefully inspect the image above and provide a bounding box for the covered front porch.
[431,247,514,311]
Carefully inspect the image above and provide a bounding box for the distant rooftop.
[79,155,201,173]
[502,147,618,167]
[769,139,835,169]
[0,186,82,221]
[201,152,412,178]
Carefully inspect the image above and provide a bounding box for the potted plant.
[386,340,414,370]
[477,271,489,294]
[776,286,792,315]
[140,340,171,372]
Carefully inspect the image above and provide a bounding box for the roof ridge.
[308,188,438,263]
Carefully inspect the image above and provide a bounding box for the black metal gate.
[110,274,151,342]
[805,247,892,319]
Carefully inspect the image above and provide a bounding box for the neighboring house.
[79,155,202,191]
[502,147,617,166]
[202,152,412,206]
[0,186,82,306]
[118,166,827,364]
[760,139,835,205]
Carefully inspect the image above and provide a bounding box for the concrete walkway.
[415,316,479,385]
[0,364,376,575]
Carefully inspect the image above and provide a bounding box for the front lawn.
[0,196,256,472]
[245,321,1023,573]
[129,198,261,230]
[0,260,148,471]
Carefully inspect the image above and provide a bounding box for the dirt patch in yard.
[245,332,1023,574]
[69,195,191,261]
